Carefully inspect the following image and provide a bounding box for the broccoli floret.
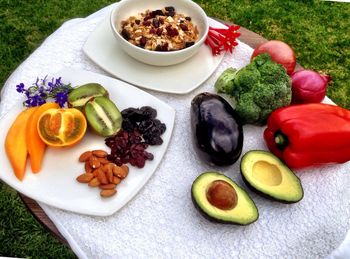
[235,93,261,124]
[214,68,237,94]
[214,53,292,125]
[253,83,275,109]
[233,64,260,95]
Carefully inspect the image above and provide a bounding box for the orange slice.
[5,107,37,181]
[37,108,87,147]
[26,102,60,173]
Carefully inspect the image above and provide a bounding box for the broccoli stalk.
[214,53,291,125]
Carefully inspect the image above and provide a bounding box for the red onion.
[291,70,331,104]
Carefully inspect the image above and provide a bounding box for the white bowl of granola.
[110,0,209,66]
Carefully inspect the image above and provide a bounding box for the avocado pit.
[206,180,237,210]
[252,161,282,186]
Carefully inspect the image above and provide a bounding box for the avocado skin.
[191,190,258,225]
[240,150,304,204]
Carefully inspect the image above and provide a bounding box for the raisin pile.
[121,106,166,145]
[105,130,154,168]
[105,106,166,169]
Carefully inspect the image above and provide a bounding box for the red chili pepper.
[264,103,350,168]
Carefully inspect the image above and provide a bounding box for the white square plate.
[83,16,225,94]
[0,68,175,216]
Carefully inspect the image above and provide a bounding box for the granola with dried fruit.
[120,6,199,51]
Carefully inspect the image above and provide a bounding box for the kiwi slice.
[85,96,122,137]
[68,83,109,109]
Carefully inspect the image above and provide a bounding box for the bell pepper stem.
[274,131,289,151]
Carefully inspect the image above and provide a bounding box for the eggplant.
[191,92,243,166]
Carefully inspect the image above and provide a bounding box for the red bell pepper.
[264,103,350,168]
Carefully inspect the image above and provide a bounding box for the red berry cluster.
[105,130,154,168]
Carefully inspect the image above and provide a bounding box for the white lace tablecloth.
[1,3,350,259]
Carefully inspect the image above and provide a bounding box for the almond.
[92,168,102,177]
[100,189,117,197]
[92,150,108,158]
[113,176,121,185]
[103,163,115,175]
[113,166,128,179]
[100,184,116,190]
[102,163,117,183]
[97,170,108,185]
[85,162,93,174]
[88,177,100,187]
[76,173,94,183]
[98,157,110,164]
[106,170,114,183]
[90,156,101,169]
[79,151,92,162]
[121,164,129,174]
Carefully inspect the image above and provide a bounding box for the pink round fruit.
[251,40,296,75]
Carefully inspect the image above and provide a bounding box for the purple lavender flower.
[17,76,72,107]
[16,83,25,93]
[55,91,68,108]
[55,77,62,85]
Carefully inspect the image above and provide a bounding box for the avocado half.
[191,172,259,225]
[240,150,304,203]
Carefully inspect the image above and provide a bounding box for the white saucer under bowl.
[83,16,225,94]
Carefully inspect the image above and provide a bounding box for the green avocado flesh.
[191,172,259,225]
[240,150,303,203]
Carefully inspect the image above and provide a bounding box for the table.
[19,21,301,247]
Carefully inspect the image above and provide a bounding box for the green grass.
[0,0,349,257]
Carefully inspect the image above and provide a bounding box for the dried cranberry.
[143,20,151,26]
[135,158,146,168]
[140,36,147,47]
[161,42,169,51]
[144,15,152,21]
[166,26,179,37]
[149,28,157,34]
[121,29,130,40]
[180,24,188,31]
[105,129,156,168]
[156,28,163,36]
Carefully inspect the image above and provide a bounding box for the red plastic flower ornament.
[205,24,240,55]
